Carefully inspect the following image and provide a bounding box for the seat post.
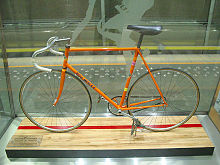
[137,33,144,48]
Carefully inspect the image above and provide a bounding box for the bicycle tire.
[127,68,200,131]
[19,70,92,133]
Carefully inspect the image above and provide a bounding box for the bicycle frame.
[53,46,168,111]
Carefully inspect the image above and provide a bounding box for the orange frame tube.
[53,46,167,111]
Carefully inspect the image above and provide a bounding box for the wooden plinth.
[6,116,214,158]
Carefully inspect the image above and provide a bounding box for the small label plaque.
[8,135,43,147]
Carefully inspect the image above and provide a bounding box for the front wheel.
[19,70,92,133]
[127,68,200,131]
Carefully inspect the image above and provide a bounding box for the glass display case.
[0,0,219,136]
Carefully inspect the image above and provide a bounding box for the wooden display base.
[6,116,214,158]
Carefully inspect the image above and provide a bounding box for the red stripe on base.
[18,124,202,130]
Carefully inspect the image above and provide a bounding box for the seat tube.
[137,33,144,48]
[119,49,139,107]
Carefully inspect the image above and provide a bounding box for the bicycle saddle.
[127,25,162,35]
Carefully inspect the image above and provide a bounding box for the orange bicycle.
[19,25,200,134]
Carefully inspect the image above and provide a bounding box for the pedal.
[131,120,137,136]
[97,95,107,103]
[131,118,143,136]
[97,95,101,103]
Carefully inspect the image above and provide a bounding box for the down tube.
[66,63,119,109]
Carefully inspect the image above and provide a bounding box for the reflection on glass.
[0,0,219,117]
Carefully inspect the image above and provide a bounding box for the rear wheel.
[19,70,92,132]
[127,68,200,131]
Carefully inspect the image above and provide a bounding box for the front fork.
[53,69,66,106]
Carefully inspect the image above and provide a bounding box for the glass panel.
[0,0,219,117]
[0,28,13,137]
[209,0,220,47]
[0,60,11,115]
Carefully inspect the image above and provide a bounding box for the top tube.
[69,47,138,52]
